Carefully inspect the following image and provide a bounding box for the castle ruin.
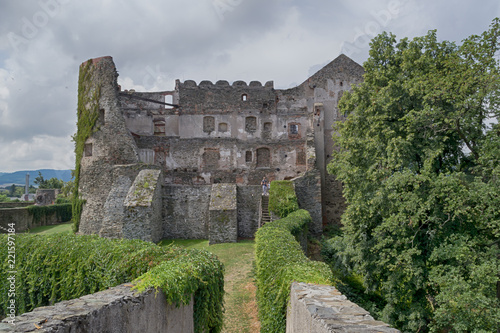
[76,55,364,243]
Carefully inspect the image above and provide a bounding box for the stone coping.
[287,282,400,333]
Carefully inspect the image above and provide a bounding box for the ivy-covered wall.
[0,204,71,233]
[255,209,331,333]
[0,234,224,333]
[73,57,140,235]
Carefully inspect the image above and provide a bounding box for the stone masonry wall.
[78,57,140,236]
[236,185,260,238]
[286,282,400,333]
[293,170,322,235]
[0,284,194,333]
[163,185,211,239]
[123,169,163,243]
[0,207,67,233]
[209,184,237,244]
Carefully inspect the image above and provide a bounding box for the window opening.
[245,151,252,163]
[203,116,215,133]
[245,116,257,132]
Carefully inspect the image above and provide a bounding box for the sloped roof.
[300,54,364,88]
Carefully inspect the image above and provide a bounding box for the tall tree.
[328,19,500,332]
[34,171,64,189]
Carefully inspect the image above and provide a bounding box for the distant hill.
[0,169,72,187]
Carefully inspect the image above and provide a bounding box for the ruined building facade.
[76,55,364,243]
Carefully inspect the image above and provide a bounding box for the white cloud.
[0,135,75,172]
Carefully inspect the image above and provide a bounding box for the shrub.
[55,196,70,204]
[0,234,224,333]
[268,180,299,218]
[255,209,331,333]
[27,204,72,223]
[321,236,386,317]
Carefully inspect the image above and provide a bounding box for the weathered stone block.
[286,282,400,333]
[163,185,211,239]
[209,183,237,244]
[122,169,163,243]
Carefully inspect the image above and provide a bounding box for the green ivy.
[268,180,299,218]
[0,234,224,333]
[27,204,72,224]
[71,60,101,232]
[255,209,331,333]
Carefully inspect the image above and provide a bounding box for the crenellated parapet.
[176,79,277,114]
[177,79,274,89]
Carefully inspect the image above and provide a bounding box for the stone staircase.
[260,195,271,226]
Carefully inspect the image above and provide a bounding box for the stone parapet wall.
[0,284,194,333]
[286,282,399,333]
[0,207,65,233]
[0,203,32,209]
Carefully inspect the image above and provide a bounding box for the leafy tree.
[34,172,45,188]
[34,171,64,189]
[8,184,16,196]
[0,194,10,202]
[13,186,24,198]
[327,19,500,332]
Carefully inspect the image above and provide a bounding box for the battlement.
[177,79,274,89]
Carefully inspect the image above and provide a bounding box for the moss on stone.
[71,60,102,232]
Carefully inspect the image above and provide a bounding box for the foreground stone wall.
[0,284,194,333]
[286,282,400,333]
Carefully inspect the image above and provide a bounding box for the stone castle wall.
[0,207,65,233]
[0,284,194,333]
[77,55,364,241]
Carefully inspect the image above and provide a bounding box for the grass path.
[30,225,261,332]
[160,239,261,333]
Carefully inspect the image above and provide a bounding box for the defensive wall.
[0,204,71,233]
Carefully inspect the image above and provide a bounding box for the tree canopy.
[34,171,64,189]
[327,18,500,332]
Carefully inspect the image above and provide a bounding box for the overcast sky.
[0,0,498,173]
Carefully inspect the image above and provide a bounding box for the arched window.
[242,94,248,101]
[218,122,228,132]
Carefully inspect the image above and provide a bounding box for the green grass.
[28,222,72,235]
[161,239,260,333]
